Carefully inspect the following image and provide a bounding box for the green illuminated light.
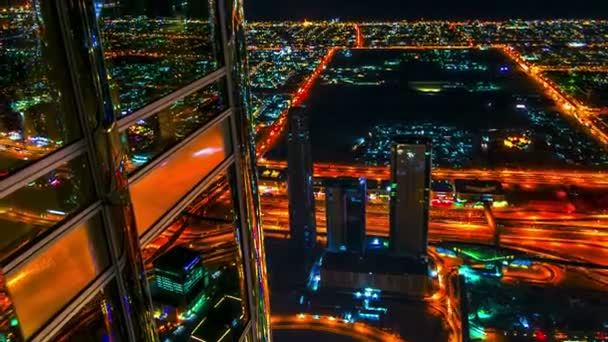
[469,322,487,339]
[477,309,492,320]
[492,200,508,208]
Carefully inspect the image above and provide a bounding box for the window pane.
[0,1,82,179]
[0,153,95,262]
[6,214,110,339]
[130,119,232,235]
[98,0,224,116]
[50,280,128,342]
[121,80,228,174]
[142,168,249,341]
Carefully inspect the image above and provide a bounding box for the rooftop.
[321,251,428,276]
[454,179,504,195]
[154,246,201,272]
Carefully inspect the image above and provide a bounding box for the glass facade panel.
[98,0,224,116]
[0,154,95,262]
[130,119,232,235]
[0,1,82,179]
[6,214,110,339]
[141,167,249,341]
[121,80,228,174]
[0,1,268,341]
[50,280,128,342]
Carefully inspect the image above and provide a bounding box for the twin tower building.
[286,106,432,260]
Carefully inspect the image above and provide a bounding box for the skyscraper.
[324,177,367,253]
[389,136,432,259]
[0,1,270,341]
[287,106,317,249]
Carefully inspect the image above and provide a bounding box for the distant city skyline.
[246,0,608,21]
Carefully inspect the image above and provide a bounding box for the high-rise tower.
[0,0,270,341]
[287,106,317,250]
[324,177,367,253]
[389,136,432,259]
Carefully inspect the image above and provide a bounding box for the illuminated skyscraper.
[324,177,367,253]
[0,1,270,341]
[287,106,317,249]
[287,107,317,248]
[389,136,432,259]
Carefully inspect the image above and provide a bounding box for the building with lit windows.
[0,0,270,341]
[151,246,208,312]
[287,106,317,250]
[389,136,432,259]
[324,177,367,253]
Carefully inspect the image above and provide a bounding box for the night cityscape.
[1,1,608,342]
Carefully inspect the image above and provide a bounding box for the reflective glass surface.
[50,280,128,342]
[0,153,95,262]
[130,119,231,235]
[98,0,224,116]
[141,168,249,341]
[121,80,228,174]
[6,214,110,339]
[0,1,82,179]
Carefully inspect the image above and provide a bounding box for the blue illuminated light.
[183,256,200,272]
[359,313,380,320]
[94,1,103,18]
[105,300,113,324]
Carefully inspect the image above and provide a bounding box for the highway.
[258,191,608,267]
[258,159,608,186]
[502,46,608,145]
[256,48,338,157]
[271,314,405,342]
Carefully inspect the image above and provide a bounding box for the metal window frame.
[1,3,234,342]
[54,0,142,339]
[126,108,232,185]
[217,0,260,335]
[139,155,236,247]
[116,68,227,131]
[238,320,253,342]
[0,141,87,198]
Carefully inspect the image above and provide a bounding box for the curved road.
[272,314,405,342]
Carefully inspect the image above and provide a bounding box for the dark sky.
[245,0,608,21]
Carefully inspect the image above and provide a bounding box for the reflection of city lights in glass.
[193,147,222,157]
[94,1,103,18]
[29,136,51,147]
[8,132,22,141]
